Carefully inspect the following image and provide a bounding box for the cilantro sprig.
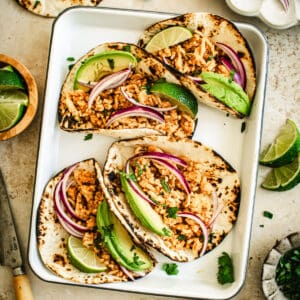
[217,252,235,285]
[162,263,179,275]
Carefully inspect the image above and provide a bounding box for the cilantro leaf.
[166,207,178,218]
[107,58,115,69]
[263,211,273,219]
[162,263,179,275]
[217,252,234,285]
[161,178,171,193]
[84,133,93,141]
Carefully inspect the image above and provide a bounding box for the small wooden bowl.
[0,54,38,141]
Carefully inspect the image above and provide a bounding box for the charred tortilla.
[17,0,102,18]
[58,42,196,140]
[103,136,240,262]
[37,158,154,284]
[138,13,256,118]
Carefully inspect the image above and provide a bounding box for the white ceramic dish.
[28,7,268,299]
[226,0,300,29]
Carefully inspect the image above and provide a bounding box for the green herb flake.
[207,55,215,61]
[162,227,171,236]
[101,224,114,238]
[66,57,75,62]
[208,232,215,243]
[228,70,236,83]
[141,82,152,95]
[84,133,93,141]
[241,121,246,133]
[217,252,235,285]
[130,245,136,252]
[259,224,264,228]
[107,58,115,70]
[263,211,273,219]
[275,247,300,299]
[177,234,186,241]
[68,64,74,71]
[123,45,131,52]
[135,162,147,177]
[132,252,145,266]
[161,178,171,193]
[162,263,179,275]
[119,170,137,182]
[33,0,40,8]
[166,207,178,219]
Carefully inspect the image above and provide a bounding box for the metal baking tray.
[28,7,268,299]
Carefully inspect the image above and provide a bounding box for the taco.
[17,0,102,18]
[58,42,197,140]
[37,158,155,284]
[138,13,256,118]
[103,136,240,262]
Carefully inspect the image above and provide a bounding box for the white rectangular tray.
[28,7,268,299]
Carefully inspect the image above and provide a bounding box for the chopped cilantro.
[162,263,179,275]
[228,70,236,83]
[66,57,75,62]
[119,170,137,182]
[33,0,40,8]
[101,224,114,238]
[123,45,131,52]
[141,82,152,94]
[217,252,234,285]
[208,232,215,243]
[177,234,186,241]
[136,57,142,62]
[103,109,109,117]
[162,227,171,236]
[161,178,171,193]
[107,58,115,69]
[68,64,74,71]
[241,121,246,133]
[166,207,178,218]
[130,245,136,252]
[84,133,93,141]
[132,252,145,266]
[259,224,264,228]
[275,247,300,299]
[135,162,147,177]
[263,211,273,219]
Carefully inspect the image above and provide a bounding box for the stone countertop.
[0,0,299,299]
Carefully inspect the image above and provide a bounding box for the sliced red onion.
[105,106,165,128]
[124,161,157,206]
[56,213,84,238]
[119,265,135,281]
[279,0,289,11]
[131,151,188,168]
[216,42,246,89]
[76,79,98,89]
[187,75,205,84]
[88,68,131,108]
[54,180,88,233]
[177,212,209,256]
[60,164,82,220]
[153,158,191,194]
[120,87,177,112]
[220,57,243,87]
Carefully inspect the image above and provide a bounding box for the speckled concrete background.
[0,0,299,299]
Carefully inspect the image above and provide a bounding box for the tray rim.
[27,6,269,299]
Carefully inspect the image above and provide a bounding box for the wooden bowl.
[0,53,38,141]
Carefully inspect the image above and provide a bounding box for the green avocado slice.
[120,173,171,237]
[74,50,137,90]
[96,200,153,272]
[200,72,251,116]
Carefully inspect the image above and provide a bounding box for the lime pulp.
[0,102,25,132]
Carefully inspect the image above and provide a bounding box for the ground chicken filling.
[127,145,219,257]
[65,166,125,277]
[155,33,230,78]
[59,72,194,139]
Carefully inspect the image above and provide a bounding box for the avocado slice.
[200,72,251,116]
[97,200,153,272]
[74,50,137,90]
[120,173,171,237]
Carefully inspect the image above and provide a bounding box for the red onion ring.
[220,57,243,87]
[279,0,289,11]
[76,79,98,89]
[119,265,135,281]
[120,87,177,112]
[88,68,131,108]
[177,212,209,256]
[216,42,246,89]
[105,106,165,128]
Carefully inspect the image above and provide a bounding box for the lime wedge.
[150,82,198,117]
[145,26,193,53]
[67,235,107,273]
[74,50,137,90]
[260,119,300,167]
[0,70,25,90]
[261,152,300,191]
[0,102,25,132]
[0,90,29,106]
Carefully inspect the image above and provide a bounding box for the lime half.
[0,70,25,90]
[67,235,107,273]
[261,152,300,191]
[0,102,25,132]
[260,119,300,167]
[145,26,193,53]
[0,90,29,106]
[150,82,198,117]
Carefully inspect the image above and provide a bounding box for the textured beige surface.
[0,0,299,299]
